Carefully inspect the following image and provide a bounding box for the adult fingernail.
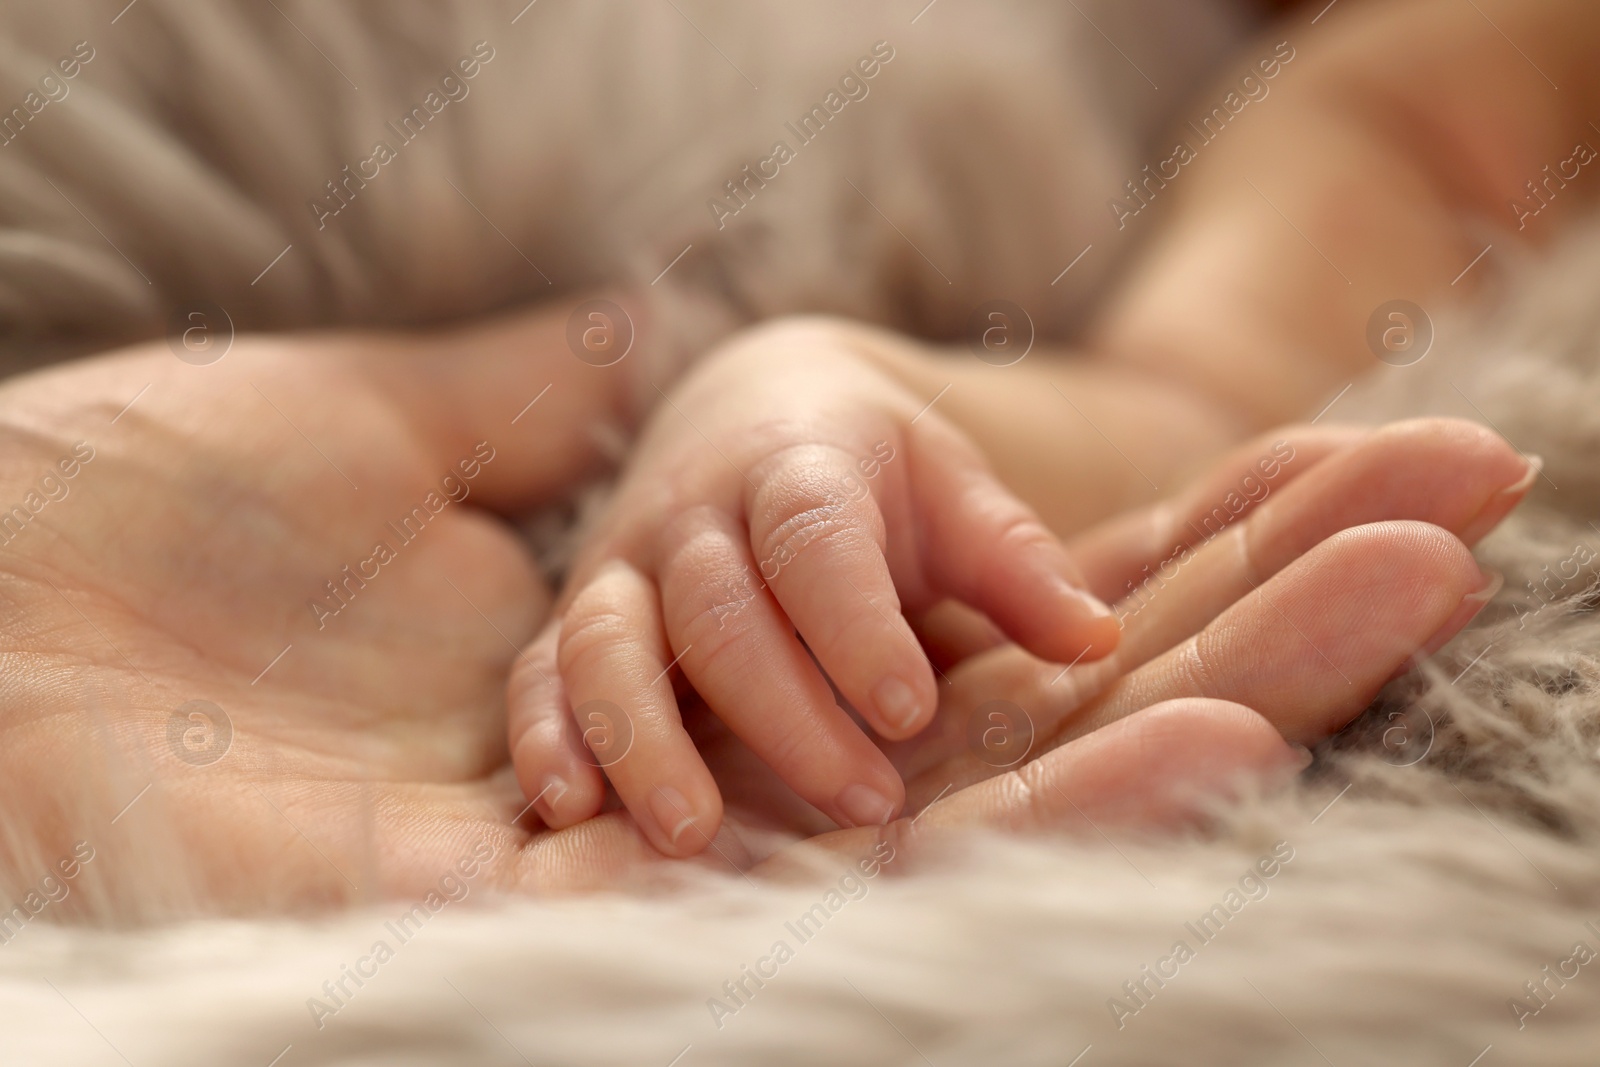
[1465,566,1505,605]
[1408,566,1503,668]
[1461,455,1544,545]
[1288,743,1314,771]
[835,783,897,828]
[874,676,923,732]
[649,785,702,847]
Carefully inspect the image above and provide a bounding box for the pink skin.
[794,514,1500,875]
[528,407,1530,881]
[0,297,1533,909]
[885,419,1533,808]
[511,360,1536,859]
[1092,418,1528,669]
[759,699,1308,878]
[527,500,1507,887]
[757,512,1506,873]
[917,419,1529,672]
[508,331,1120,855]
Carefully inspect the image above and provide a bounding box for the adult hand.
[751,419,1532,866]
[0,304,1527,910]
[0,304,649,911]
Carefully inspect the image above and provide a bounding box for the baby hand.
[506,318,1120,855]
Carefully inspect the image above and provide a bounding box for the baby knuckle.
[756,716,820,770]
[675,598,756,667]
[751,502,854,576]
[558,609,634,673]
[690,629,761,684]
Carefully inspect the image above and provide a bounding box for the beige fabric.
[0,0,1236,376]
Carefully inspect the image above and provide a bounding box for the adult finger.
[1066,424,1367,604]
[1068,520,1495,746]
[927,520,1491,797]
[1108,418,1533,669]
[756,699,1303,877]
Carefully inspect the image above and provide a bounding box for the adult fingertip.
[1133,699,1286,769]
[1095,699,1305,823]
[1397,564,1502,675]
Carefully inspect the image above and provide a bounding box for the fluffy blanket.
[2,2,1598,1064]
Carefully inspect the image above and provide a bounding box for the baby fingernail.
[873,676,923,731]
[1065,583,1115,620]
[835,783,897,828]
[533,775,568,821]
[649,786,702,847]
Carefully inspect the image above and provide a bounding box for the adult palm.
[0,309,655,911]
[0,310,1526,912]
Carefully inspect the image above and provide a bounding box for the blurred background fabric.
[0,0,1244,375]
